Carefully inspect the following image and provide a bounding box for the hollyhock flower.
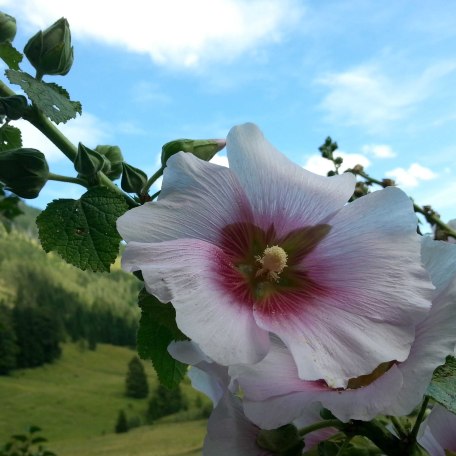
[229,237,456,428]
[418,404,456,455]
[117,123,432,388]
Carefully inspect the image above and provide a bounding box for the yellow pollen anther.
[255,245,288,282]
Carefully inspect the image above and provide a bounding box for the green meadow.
[0,343,208,455]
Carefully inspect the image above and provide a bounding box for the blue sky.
[1,0,455,223]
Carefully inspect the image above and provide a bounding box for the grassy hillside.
[0,343,209,455]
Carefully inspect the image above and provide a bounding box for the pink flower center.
[216,221,332,315]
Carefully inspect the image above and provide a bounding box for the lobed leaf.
[5,70,82,124]
[0,41,22,70]
[37,186,128,272]
[0,124,21,151]
[137,288,188,389]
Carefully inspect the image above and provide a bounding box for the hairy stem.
[48,172,87,187]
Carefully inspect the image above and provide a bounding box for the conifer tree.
[125,356,149,398]
[115,410,128,434]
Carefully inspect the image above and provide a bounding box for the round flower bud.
[74,143,105,178]
[161,138,226,167]
[121,163,147,194]
[0,148,49,198]
[0,12,16,44]
[24,17,74,77]
[95,145,124,181]
[0,95,28,120]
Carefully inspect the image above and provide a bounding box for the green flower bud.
[121,163,147,194]
[256,424,304,456]
[74,143,105,178]
[24,17,74,77]
[95,145,124,181]
[0,95,28,120]
[0,148,49,198]
[0,12,17,44]
[161,138,226,167]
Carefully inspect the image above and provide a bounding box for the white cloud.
[303,152,370,176]
[361,144,396,159]
[11,112,110,162]
[317,61,456,132]
[386,163,437,188]
[5,0,303,68]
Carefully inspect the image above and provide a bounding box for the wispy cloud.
[316,60,456,132]
[5,0,304,69]
[386,163,437,188]
[361,144,396,158]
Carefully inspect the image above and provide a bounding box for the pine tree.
[115,410,128,433]
[0,303,18,374]
[125,356,149,398]
[147,384,187,422]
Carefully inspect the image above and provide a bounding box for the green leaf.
[36,186,128,272]
[427,355,456,414]
[5,70,82,124]
[0,124,22,151]
[0,41,22,70]
[137,288,188,389]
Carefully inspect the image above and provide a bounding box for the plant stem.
[141,167,163,195]
[48,172,87,187]
[409,397,430,443]
[24,108,78,162]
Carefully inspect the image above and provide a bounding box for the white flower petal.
[226,123,356,237]
[117,152,252,243]
[257,186,431,387]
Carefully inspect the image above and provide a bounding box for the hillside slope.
[0,344,208,455]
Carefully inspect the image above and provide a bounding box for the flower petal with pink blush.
[386,240,456,416]
[226,123,356,237]
[419,405,456,454]
[117,152,253,244]
[203,393,272,456]
[233,337,403,428]
[118,122,433,386]
[234,238,456,427]
[421,236,456,290]
[254,187,432,387]
[121,239,270,366]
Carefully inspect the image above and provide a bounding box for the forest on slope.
[0,202,142,373]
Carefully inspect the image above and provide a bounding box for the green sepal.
[36,186,128,272]
[121,162,147,194]
[0,95,28,120]
[427,355,456,414]
[95,145,124,181]
[0,12,16,44]
[161,138,225,167]
[24,17,73,77]
[0,147,48,198]
[137,288,188,389]
[257,424,304,456]
[74,143,105,178]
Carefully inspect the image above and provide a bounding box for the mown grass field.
[0,343,208,455]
